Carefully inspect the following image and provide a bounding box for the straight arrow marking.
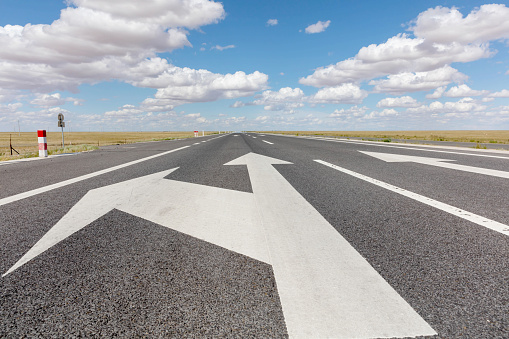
[360,151,509,179]
[226,153,435,338]
[315,159,509,237]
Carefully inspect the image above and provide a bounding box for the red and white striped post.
[38,130,48,157]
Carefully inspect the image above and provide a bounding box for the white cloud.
[211,44,235,51]
[305,20,331,34]
[138,68,268,107]
[255,115,270,121]
[489,89,509,98]
[411,4,509,45]
[309,83,367,104]
[369,66,468,94]
[426,86,447,99]
[444,84,488,97]
[252,87,306,113]
[406,97,487,115]
[30,93,84,107]
[0,0,225,94]
[67,0,225,29]
[377,96,420,108]
[105,104,143,117]
[300,4,509,87]
[267,19,278,26]
[329,106,368,118]
[223,116,246,125]
[230,101,245,108]
[364,109,399,119]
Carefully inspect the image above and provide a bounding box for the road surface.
[1,133,508,338]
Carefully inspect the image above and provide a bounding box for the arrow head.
[224,152,293,166]
[360,151,455,163]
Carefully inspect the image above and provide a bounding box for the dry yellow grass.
[0,131,217,161]
[259,130,509,144]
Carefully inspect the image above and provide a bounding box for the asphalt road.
[1,133,508,338]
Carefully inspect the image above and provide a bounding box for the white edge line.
[315,160,509,237]
[0,145,190,208]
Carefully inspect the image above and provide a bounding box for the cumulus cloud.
[267,19,278,26]
[444,84,488,97]
[411,4,509,44]
[230,101,245,108]
[364,109,399,119]
[329,106,368,118]
[300,4,509,88]
[30,93,84,107]
[211,44,235,51]
[406,97,487,115]
[488,89,509,98]
[426,86,447,99]
[255,115,270,122]
[369,66,468,94]
[67,0,225,29]
[309,83,368,104]
[140,68,268,106]
[305,20,331,34]
[377,96,420,108]
[0,0,226,94]
[252,87,306,113]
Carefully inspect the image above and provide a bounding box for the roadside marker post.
[194,130,198,137]
[38,130,48,157]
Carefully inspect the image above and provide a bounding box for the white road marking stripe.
[361,151,509,179]
[315,159,509,237]
[0,146,190,208]
[262,140,273,145]
[332,139,509,160]
[276,133,509,159]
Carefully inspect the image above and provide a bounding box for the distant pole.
[58,113,65,148]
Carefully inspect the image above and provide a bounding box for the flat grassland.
[0,131,215,161]
[260,130,509,144]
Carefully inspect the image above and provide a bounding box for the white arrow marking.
[225,153,435,338]
[361,151,509,179]
[5,153,435,338]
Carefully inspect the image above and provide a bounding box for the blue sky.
[1,0,509,132]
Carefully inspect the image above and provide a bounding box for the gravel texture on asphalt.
[1,210,288,338]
